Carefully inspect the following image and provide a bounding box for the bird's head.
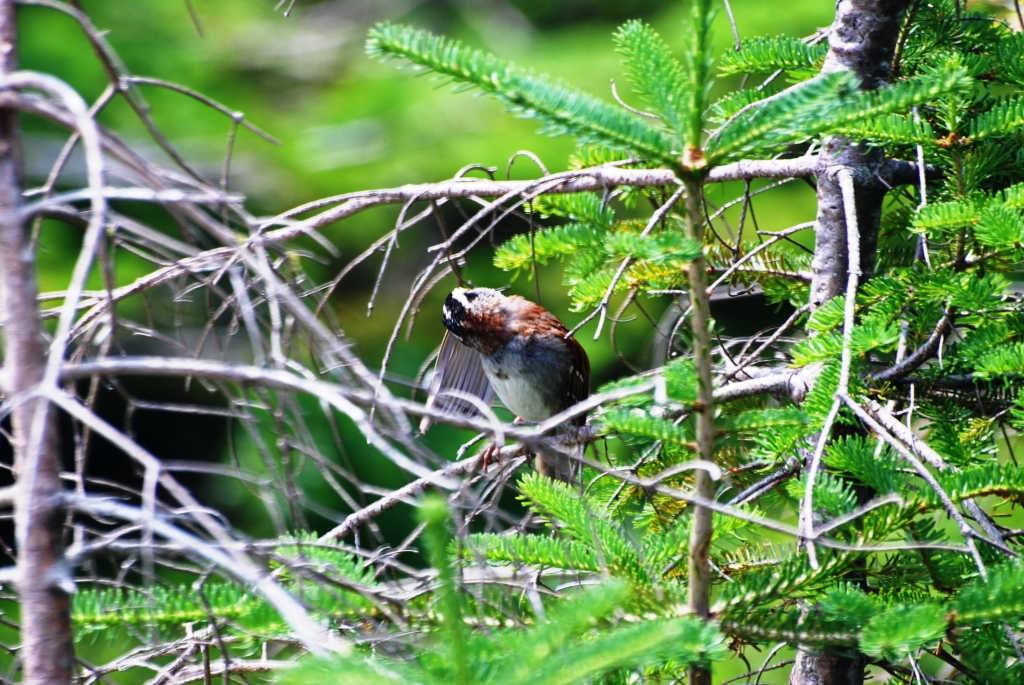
[442,287,508,352]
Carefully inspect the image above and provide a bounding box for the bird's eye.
[464,291,479,303]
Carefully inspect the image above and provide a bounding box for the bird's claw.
[480,443,498,471]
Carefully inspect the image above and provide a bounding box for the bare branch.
[320,446,526,542]
[869,308,954,383]
[260,159,818,239]
[801,168,862,570]
[58,356,643,445]
[64,495,339,655]
[162,659,296,685]
[837,394,1005,567]
[126,76,280,145]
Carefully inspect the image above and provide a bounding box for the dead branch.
[64,494,338,655]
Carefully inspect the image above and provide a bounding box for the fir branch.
[519,473,651,584]
[975,204,1024,249]
[681,0,715,163]
[709,71,860,162]
[613,21,689,147]
[828,113,936,146]
[994,32,1024,87]
[911,199,979,234]
[520,618,725,685]
[600,409,695,448]
[968,95,1024,143]
[494,222,607,274]
[463,533,601,572]
[366,23,678,165]
[710,66,970,163]
[860,603,947,661]
[953,560,1024,625]
[933,462,1024,507]
[718,36,827,78]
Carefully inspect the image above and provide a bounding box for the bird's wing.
[419,330,495,433]
[563,335,591,427]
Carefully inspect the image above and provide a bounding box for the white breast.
[486,372,556,421]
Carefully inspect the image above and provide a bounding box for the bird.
[420,287,590,482]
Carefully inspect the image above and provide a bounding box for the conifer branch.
[568,185,687,341]
[613,21,689,146]
[65,495,337,655]
[366,23,677,165]
[859,398,1015,559]
[575,453,966,554]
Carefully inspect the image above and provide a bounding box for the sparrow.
[420,287,590,482]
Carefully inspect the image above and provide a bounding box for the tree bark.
[790,649,867,685]
[796,1,910,684]
[810,140,888,308]
[0,1,75,682]
[809,0,911,308]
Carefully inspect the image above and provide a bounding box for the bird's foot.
[480,442,498,472]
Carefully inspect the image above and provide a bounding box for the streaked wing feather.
[419,331,495,433]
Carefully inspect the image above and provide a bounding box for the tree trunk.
[790,649,867,685]
[0,1,75,682]
[809,0,911,307]
[684,178,715,685]
[795,1,910,684]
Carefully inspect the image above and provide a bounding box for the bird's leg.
[480,442,499,472]
[480,419,540,472]
[480,439,535,473]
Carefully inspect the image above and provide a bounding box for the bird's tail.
[534,441,579,484]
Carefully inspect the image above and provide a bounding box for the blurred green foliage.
[22,0,829,352]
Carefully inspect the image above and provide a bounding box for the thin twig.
[610,79,660,119]
[838,394,1000,571]
[800,169,861,570]
[722,0,742,50]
